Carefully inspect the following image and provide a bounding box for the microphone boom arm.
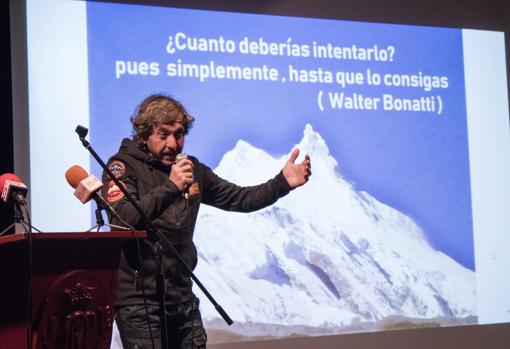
[75,125,233,327]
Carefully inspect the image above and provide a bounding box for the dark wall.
[1,1,13,232]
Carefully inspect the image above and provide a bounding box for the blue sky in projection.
[87,3,474,270]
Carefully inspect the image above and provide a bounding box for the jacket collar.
[119,138,171,172]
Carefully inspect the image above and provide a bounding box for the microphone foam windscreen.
[65,165,89,189]
[0,173,22,189]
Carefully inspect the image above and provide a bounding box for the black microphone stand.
[88,201,133,232]
[0,201,41,236]
[75,125,233,348]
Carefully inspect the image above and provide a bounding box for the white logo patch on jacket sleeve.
[108,160,126,178]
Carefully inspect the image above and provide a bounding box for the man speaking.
[102,94,311,349]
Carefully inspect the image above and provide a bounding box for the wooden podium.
[0,231,146,349]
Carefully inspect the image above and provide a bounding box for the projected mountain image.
[193,124,476,340]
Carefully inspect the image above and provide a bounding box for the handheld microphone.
[175,153,190,205]
[175,153,188,165]
[64,165,130,227]
[0,173,28,205]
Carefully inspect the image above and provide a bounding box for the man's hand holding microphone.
[170,153,194,206]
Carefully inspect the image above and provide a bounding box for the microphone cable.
[21,203,33,349]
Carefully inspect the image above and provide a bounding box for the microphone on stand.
[64,165,133,230]
[65,165,109,205]
[0,173,28,206]
[0,173,41,235]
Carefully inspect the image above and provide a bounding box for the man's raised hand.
[283,148,311,189]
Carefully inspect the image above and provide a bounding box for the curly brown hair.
[131,94,195,146]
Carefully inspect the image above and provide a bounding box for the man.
[103,94,311,349]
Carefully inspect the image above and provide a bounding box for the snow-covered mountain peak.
[297,124,331,159]
[291,124,343,186]
[214,139,280,185]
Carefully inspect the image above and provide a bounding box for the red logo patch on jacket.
[106,180,126,203]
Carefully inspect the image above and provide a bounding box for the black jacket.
[102,138,291,306]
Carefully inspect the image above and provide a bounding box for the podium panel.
[0,231,145,349]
